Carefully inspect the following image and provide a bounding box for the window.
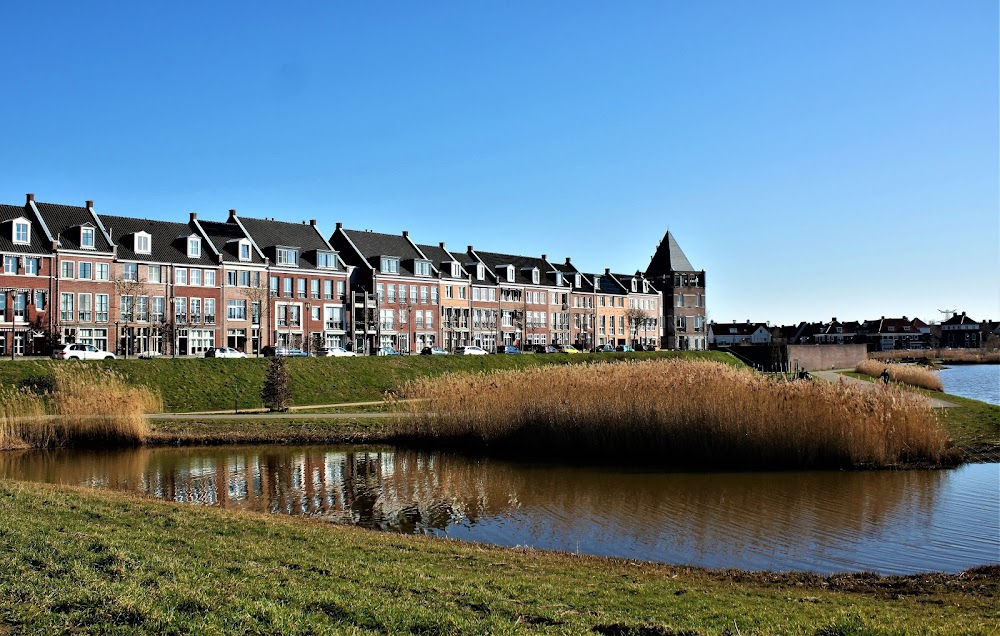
[277,248,298,265]
[24,258,39,275]
[336,281,345,300]
[507,266,515,282]
[297,278,306,298]
[80,227,95,249]
[283,277,293,297]
[410,285,417,303]
[476,264,484,280]
[323,280,333,299]
[120,296,134,321]
[60,293,74,322]
[135,233,151,254]
[61,261,74,278]
[420,286,428,304]
[317,251,338,269]
[78,262,92,280]
[151,297,164,323]
[575,274,581,288]
[445,285,453,299]
[204,299,216,324]
[13,221,29,245]
[34,290,45,309]
[388,284,396,303]
[239,241,251,262]
[96,294,109,322]
[459,286,466,300]
[190,269,202,286]
[228,300,247,320]
[187,237,201,258]
[432,287,439,303]
[269,276,279,297]
[415,260,431,276]
[136,296,149,322]
[380,257,399,274]
[377,283,385,302]
[451,263,461,278]
[424,310,433,329]
[531,269,539,285]
[204,270,215,286]
[676,294,684,307]
[227,270,237,286]
[175,268,187,285]
[147,265,161,283]
[190,298,202,324]
[310,279,320,299]
[96,263,109,281]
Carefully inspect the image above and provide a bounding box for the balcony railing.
[325,321,345,330]
[175,314,188,323]
[205,315,216,325]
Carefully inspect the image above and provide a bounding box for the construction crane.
[937,308,957,322]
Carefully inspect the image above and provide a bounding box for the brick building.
[644,231,706,350]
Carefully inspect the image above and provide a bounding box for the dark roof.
[336,229,430,277]
[100,214,218,266]
[35,202,114,252]
[587,272,627,295]
[470,249,563,288]
[197,219,266,265]
[0,204,52,255]
[415,243,467,278]
[859,317,923,335]
[611,272,659,294]
[711,322,768,336]
[236,216,338,270]
[645,231,696,277]
[942,313,978,326]
[550,261,595,293]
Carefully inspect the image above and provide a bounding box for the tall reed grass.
[0,366,162,450]
[873,349,1000,364]
[400,360,950,469]
[856,359,943,392]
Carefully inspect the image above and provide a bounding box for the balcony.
[325,321,345,331]
[205,315,216,325]
[175,314,188,324]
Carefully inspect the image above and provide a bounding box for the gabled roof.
[236,215,339,270]
[197,219,266,265]
[860,317,922,335]
[610,272,659,294]
[710,322,769,336]
[415,243,466,278]
[588,271,627,295]
[548,260,595,293]
[100,214,218,266]
[34,201,114,252]
[335,228,431,278]
[645,231,695,277]
[0,204,52,255]
[942,312,978,326]
[467,249,560,288]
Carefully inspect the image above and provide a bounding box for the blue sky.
[2,1,996,325]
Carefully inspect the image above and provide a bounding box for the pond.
[939,364,1000,405]
[2,445,997,575]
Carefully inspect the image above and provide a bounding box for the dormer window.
[631,280,637,292]
[450,262,461,278]
[555,272,563,286]
[414,260,431,276]
[12,219,29,245]
[317,251,338,269]
[380,257,399,274]
[239,241,251,262]
[187,237,201,258]
[476,264,485,281]
[593,275,600,289]
[79,227,95,249]
[134,232,151,255]
[575,274,581,288]
[531,269,539,285]
[276,247,299,266]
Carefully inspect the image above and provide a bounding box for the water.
[939,364,1000,405]
[3,445,997,575]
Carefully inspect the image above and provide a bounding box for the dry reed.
[400,359,950,469]
[873,349,1000,364]
[0,367,162,450]
[856,359,943,392]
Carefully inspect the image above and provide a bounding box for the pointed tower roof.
[645,231,695,276]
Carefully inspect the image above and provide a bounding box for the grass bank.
[401,359,951,469]
[148,416,394,446]
[0,351,733,413]
[0,480,995,635]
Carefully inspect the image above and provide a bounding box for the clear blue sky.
[2,1,996,326]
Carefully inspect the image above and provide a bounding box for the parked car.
[205,347,246,358]
[420,346,449,355]
[455,345,488,355]
[552,344,581,354]
[51,343,116,360]
[136,350,161,359]
[615,345,635,353]
[318,346,357,357]
[376,346,400,356]
[272,347,309,357]
[495,345,522,354]
[526,344,557,354]
[593,344,615,353]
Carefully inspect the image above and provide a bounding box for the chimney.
[541,254,547,261]
[25,193,34,204]
[832,317,837,322]
[467,245,474,252]
[85,200,94,209]
[335,222,343,230]
[439,242,446,249]
[228,209,237,220]
[402,230,409,238]
[189,212,197,222]
[565,257,571,265]
[605,268,611,275]
[309,219,316,226]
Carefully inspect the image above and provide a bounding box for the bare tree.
[626,307,650,349]
[113,273,149,359]
[243,281,271,356]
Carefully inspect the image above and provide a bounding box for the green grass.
[0,351,735,413]
[147,416,393,446]
[0,479,995,635]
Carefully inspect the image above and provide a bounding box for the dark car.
[421,346,449,355]
[527,344,557,354]
[495,345,522,354]
[593,344,615,353]
[615,345,635,353]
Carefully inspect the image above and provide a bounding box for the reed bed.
[400,359,950,469]
[873,349,1000,364]
[856,359,943,392]
[0,367,161,450]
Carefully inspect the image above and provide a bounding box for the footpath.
[812,370,959,408]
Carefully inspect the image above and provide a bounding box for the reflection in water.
[1,446,997,575]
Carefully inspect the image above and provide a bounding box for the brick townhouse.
[546,257,604,351]
[0,198,54,355]
[644,231,706,350]
[592,269,629,347]
[413,241,471,351]
[233,212,350,354]
[330,226,439,354]
[609,271,661,350]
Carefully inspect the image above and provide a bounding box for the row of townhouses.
[0,194,707,356]
[708,313,998,351]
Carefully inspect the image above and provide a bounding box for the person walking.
[879,368,891,385]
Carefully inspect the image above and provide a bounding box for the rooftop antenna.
[938,308,957,321]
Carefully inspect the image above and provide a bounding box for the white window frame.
[187,237,201,258]
[13,220,30,245]
[135,232,151,255]
[80,227,95,249]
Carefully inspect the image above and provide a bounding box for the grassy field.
[0,351,734,413]
[0,479,995,635]
[148,416,393,446]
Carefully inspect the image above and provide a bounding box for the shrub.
[261,357,291,412]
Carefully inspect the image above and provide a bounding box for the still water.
[3,446,997,575]
[939,364,1000,405]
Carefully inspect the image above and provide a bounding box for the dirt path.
[812,370,959,408]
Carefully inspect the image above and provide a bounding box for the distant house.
[940,312,981,349]
[858,316,929,351]
[708,321,771,346]
[814,318,860,345]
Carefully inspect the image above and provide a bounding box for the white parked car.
[51,343,116,360]
[318,346,357,357]
[455,345,488,355]
[205,347,246,358]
